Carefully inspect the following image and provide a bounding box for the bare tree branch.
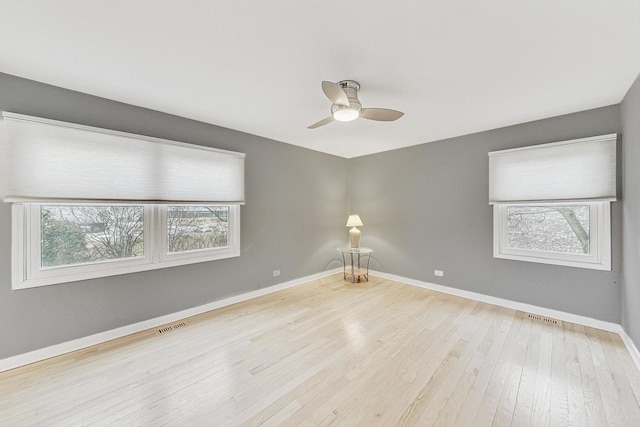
[553,207,590,253]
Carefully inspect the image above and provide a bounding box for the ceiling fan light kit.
[332,104,360,122]
[308,80,404,129]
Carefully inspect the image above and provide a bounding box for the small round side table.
[336,247,373,283]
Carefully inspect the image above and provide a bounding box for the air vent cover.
[156,320,190,335]
[525,313,559,325]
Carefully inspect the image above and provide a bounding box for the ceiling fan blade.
[307,116,335,129]
[360,108,404,121]
[321,81,349,106]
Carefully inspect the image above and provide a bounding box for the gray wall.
[0,73,348,359]
[350,106,622,323]
[622,73,640,349]
[1,71,633,361]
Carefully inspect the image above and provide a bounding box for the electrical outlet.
[273,270,281,277]
[434,270,444,277]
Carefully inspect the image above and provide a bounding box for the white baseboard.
[619,329,640,372]
[0,268,341,373]
[369,270,640,371]
[369,270,622,332]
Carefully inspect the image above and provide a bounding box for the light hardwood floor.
[1,274,640,426]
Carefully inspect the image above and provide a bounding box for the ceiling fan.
[308,80,404,129]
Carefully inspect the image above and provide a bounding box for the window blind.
[488,134,617,204]
[0,112,245,204]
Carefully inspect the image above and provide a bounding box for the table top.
[336,247,373,254]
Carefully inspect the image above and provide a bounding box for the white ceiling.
[1,1,639,158]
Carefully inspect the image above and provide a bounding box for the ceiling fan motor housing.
[332,80,362,117]
[331,100,362,116]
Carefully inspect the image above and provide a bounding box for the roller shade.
[1,112,245,204]
[488,134,617,204]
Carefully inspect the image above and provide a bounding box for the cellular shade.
[488,134,617,204]
[1,112,245,204]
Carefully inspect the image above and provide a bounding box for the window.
[40,205,147,267]
[165,206,229,254]
[493,201,611,270]
[2,112,245,289]
[13,203,240,289]
[488,133,616,271]
[161,205,239,265]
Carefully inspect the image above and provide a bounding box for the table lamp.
[346,214,363,249]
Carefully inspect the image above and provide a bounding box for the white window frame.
[159,205,240,266]
[493,201,611,271]
[12,203,240,289]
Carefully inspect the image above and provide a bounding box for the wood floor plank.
[531,323,553,426]
[594,328,640,422]
[584,326,633,426]
[548,322,570,427]
[562,322,589,427]
[469,310,524,427]
[512,316,544,426]
[430,306,507,426]
[1,274,639,426]
[610,331,640,408]
[409,305,500,426]
[572,323,609,427]
[348,299,482,426]
[451,307,516,427]
[489,314,533,426]
[283,291,464,425]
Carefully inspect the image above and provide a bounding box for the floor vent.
[525,313,559,325]
[156,321,189,335]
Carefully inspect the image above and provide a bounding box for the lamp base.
[349,227,361,249]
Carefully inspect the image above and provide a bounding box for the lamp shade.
[346,215,363,227]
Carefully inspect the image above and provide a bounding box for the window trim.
[12,203,240,289]
[493,201,611,271]
[159,204,240,266]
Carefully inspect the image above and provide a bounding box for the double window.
[2,112,245,289]
[489,134,617,271]
[13,203,240,288]
[13,204,240,288]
